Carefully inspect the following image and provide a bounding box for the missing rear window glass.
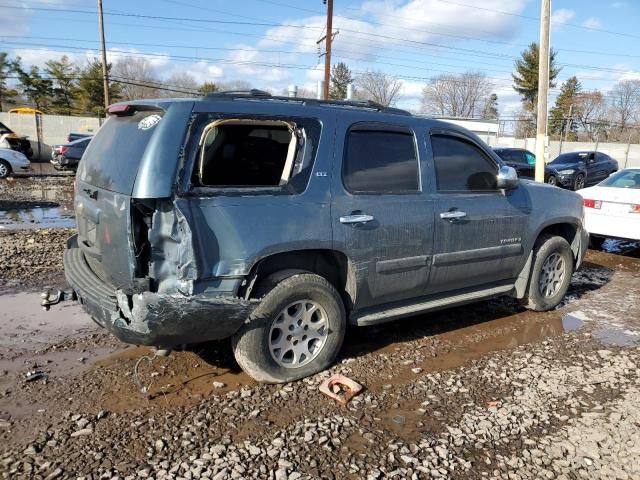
[196,119,300,188]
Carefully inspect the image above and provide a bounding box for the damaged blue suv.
[59,90,588,383]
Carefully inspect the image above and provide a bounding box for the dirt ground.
[0,176,639,479]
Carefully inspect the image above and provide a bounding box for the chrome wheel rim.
[575,175,585,189]
[268,300,328,368]
[539,253,566,298]
[0,163,8,177]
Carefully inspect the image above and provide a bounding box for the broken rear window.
[192,118,320,194]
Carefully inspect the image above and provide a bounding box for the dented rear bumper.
[63,235,257,347]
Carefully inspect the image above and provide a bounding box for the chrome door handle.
[340,214,374,224]
[440,211,467,220]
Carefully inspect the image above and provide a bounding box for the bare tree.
[163,72,199,97]
[219,79,253,92]
[574,91,607,141]
[421,71,493,118]
[354,70,402,106]
[112,57,160,100]
[609,80,640,135]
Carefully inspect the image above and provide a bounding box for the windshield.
[550,152,590,165]
[599,170,640,189]
[78,110,164,193]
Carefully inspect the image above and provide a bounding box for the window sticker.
[138,114,162,130]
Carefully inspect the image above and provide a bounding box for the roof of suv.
[110,89,414,119]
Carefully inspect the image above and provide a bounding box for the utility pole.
[534,0,551,182]
[323,0,333,100]
[97,0,110,111]
[559,103,573,154]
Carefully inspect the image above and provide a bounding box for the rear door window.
[343,125,419,193]
[78,110,164,193]
[192,117,320,194]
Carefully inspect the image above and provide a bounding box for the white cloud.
[551,8,575,30]
[619,70,640,82]
[582,17,602,29]
[611,1,626,8]
[260,0,527,66]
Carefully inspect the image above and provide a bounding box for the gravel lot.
[0,177,639,479]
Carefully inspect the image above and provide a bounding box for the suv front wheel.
[522,234,574,311]
[232,271,346,383]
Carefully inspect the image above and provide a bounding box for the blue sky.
[1,0,639,117]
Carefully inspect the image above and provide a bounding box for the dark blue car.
[549,151,619,190]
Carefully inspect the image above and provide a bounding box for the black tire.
[573,173,585,190]
[0,160,11,179]
[589,235,606,250]
[522,234,574,312]
[546,175,557,186]
[232,271,346,383]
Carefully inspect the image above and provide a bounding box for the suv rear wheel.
[232,271,346,383]
[522,234,574,311]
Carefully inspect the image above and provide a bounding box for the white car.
[0,147,31,178]
[577,168,640,248]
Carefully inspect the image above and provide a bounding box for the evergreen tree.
[0,52,20,111]
[198,81,219,95]
[482,93,499,120]
[549,76,581,139]
[512,43,561,113]
[16,62,53,111]
[45,56,80,115]
[329,62,353,100]
[78,59,120,116]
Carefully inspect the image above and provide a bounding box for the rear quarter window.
[78,110,163,193]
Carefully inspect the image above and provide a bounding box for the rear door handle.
[340,214,374,224]
[440,211,467,220]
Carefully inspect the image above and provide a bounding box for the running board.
[351,284,514,327]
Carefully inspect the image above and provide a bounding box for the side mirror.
[496,165,519,190]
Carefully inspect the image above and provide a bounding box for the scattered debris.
[70,428,93,437]
[319,374,364,405]
[212,381,226,389]
[24,370,47,382]
[392,415,406,425]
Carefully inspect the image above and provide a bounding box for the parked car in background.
[0,148,31,178]
[577,168,640,248]
[0,121,34,158]
[493,148,560,185]
[66,132,93,143]
[50,136,92,171]
[549,151,618,190]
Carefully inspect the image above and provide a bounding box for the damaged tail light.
[56,146,69,155]
[630,204,640,214]
[583,199,602,209]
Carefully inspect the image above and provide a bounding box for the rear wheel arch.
[242,249,357,311]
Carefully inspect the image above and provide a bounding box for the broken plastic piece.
[319,374,363,405]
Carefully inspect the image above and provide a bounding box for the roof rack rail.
[205,89,272,98]
[203,90,411,116]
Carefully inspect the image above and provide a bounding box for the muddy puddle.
[88,345,254,414]
[0,205,75,230]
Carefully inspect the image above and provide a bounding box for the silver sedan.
[0,148,31,178]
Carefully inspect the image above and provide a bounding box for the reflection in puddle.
[562,311,640,346]
[0,207,76,230]
[562,313,585,331]
[601,239,640,257]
